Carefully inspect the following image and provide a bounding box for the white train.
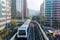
[17,19,31,40]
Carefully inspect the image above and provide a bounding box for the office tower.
[53,0,60,22]
[45,0,60,26]
[23,0,27,18]
[16,0,27,19]
[45,0,54,26]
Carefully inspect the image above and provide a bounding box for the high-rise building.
[6,0,11,28]
[40,2,45,17]
[11,0,16,19]
[45,0,54,26]
[16,0,23,19]
[45,0,60,26]
[53,0,60,22]
[11,0,28,20]
[27,8,29,17]
[0,0,11,30]
[23,0,27,18]
[16,0,27,19]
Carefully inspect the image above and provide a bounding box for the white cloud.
[27,0,44,11]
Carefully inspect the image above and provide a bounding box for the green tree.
[53,20,58,28]
[11,21,17,28]
[39,16,45,24]
[0,29,12,40]
[26,17,30,19]
[11,21,17,31]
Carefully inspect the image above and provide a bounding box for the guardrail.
[10,32,17,40]
[31,20,49,40]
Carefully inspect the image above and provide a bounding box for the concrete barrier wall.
[37,23,49,40]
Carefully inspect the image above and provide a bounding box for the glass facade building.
[16,0,27,19]
[53,0,60,22]
[45,0,60,26]
[11,0,16,19]
[16,0,23,19]
[45,0,54,26]
[11,0,27,19]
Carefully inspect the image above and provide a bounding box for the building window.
[0,20,5,22]
[2,1,5,4]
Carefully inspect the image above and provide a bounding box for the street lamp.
[51,9,52,27]
[50,1,53,27]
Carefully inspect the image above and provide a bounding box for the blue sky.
[27,0,44,11]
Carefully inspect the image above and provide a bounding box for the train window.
[19,30,26,35]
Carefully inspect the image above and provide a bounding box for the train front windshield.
[19,30,26,35]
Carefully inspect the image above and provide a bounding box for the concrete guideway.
[31,20,49,40]
[30,23,35,40]
[10,20,49,40]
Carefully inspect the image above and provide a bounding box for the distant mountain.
[29,9,40,16]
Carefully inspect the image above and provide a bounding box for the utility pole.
[6,0,7,28]
[22,0,24,20]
